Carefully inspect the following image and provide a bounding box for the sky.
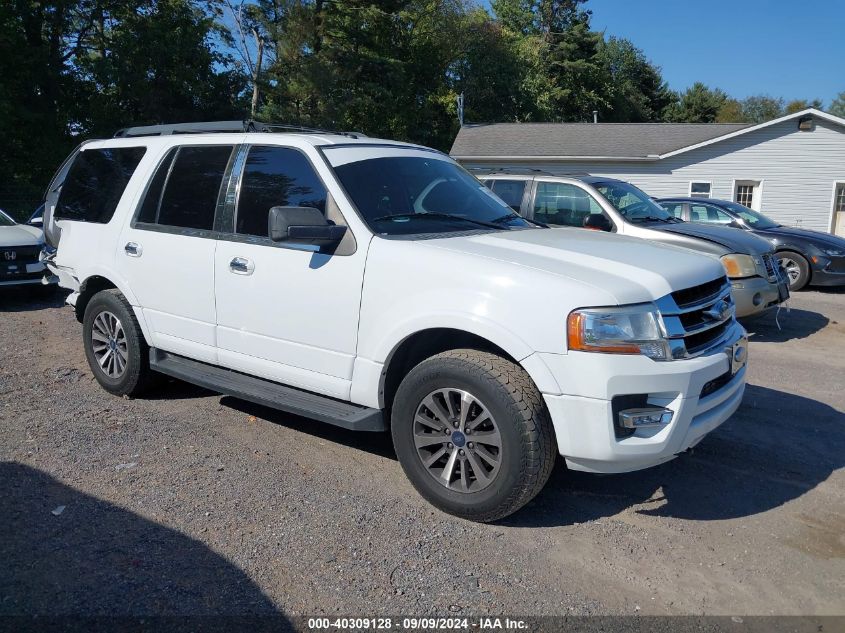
[484,0,845,106]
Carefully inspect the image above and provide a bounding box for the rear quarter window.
[55,147,146,223]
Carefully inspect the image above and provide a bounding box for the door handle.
[229,257,254,275]
[124,242,142,257]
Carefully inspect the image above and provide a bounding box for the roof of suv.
[482,172,626,185]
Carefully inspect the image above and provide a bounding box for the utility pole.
[457,93,465,127]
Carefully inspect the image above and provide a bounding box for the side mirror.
[583,213,612,232]
[268,206,347,247]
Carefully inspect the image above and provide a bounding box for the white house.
[450,108,845,236]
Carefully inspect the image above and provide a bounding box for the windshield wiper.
[371,212,503,230]
[491,213,547,228]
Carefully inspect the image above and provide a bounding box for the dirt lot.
[1,286,844,620]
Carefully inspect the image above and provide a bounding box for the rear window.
[55,147,146,223]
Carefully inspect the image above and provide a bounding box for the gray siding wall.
[459,119,845,233]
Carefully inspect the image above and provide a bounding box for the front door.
[213,144,367,400]
[116,143,236,363]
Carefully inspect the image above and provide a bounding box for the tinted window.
[489,180,526,212]
[236,146,327,237]
[139,146,233,230]
[533,182,603,228]
[56,147,146,223]
[660,202,685,219]
[690,203,732,224]
[593,181,672,222]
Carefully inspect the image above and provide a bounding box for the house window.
[734,180,761,209]
[689,182,711,198]
[835,184,845,215]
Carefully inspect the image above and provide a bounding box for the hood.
[757,225,845,250]
[425,227,726,305]
[0,224,44,248]
[650,222,772,255]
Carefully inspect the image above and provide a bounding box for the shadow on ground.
[0,462,292,629]
[0,287,68,312]
[216,383,843,529]
[222,397,397,461]
[504,384,845,527]
[741,307,828,342]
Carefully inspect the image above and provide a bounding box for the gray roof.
[449,122,751,159]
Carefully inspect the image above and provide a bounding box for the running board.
[149,348,385,432]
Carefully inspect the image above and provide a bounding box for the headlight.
[822,248,845,257]
[567,304,668,360]
[721,253,758,278]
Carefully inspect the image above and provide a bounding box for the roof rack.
[113,120,366,139]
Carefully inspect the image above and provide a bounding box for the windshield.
[330,153,532,236]
[722,201,780,229]
[592,181,673,222]
[0,209,16,226]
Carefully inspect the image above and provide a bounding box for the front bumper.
[731,275,786,317]
[809,255,845,287]
[0,260,57,287]
[539,322,747,474]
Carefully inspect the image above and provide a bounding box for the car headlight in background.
[567,305,669,360]
[720,253,758,278]
[822,248,845,257]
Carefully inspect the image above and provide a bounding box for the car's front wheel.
[776,250,810,291]
[83,289,155,397]
[391,349,555,522]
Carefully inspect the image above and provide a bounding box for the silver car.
[481,172,789,318]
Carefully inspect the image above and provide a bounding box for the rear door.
[116,143,237,364]
[212,144,366,399]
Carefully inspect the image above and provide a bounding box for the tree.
[664,82,728,123]
[785,98,823,114]
[827,92,845,118]
[596,36,672,122]
[739,95,784,123]
[716,98,745,123]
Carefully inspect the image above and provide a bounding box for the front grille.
[658,276,734,358]
[762,253,777,279]
[671,277,725,309]
[0,245,41,264]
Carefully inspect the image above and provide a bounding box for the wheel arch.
[75,273,153,345]
[377,326,560,412]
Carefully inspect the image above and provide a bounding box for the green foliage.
[597,37,672,122]
[785,98,823,114]
[739,95,785,123]
[828,92,845,118]
[664,83,729,123]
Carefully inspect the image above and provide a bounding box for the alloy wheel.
[91,310,128,378]
[413,388,502,493]
[779,257,801,285]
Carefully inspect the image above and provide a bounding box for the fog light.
[618,407,673,429]
[752,292,763,306]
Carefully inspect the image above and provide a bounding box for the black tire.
[776,250,810,291]
[83,288,155,397]
[391,349,555,523]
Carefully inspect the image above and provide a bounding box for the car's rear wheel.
[776,250,810,291]
[391,349,555,522]
[83,289,155,397]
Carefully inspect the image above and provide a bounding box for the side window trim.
[130,143,235,239]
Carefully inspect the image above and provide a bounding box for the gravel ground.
[1,286,844,620]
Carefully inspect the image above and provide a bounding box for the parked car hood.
[756,225,845,250]
[426,227,726,305]
[0,224,44,248]
[649,222,772,255]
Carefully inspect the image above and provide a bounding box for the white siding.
[460,119,845,233]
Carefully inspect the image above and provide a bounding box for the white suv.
[44,122,748,521]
